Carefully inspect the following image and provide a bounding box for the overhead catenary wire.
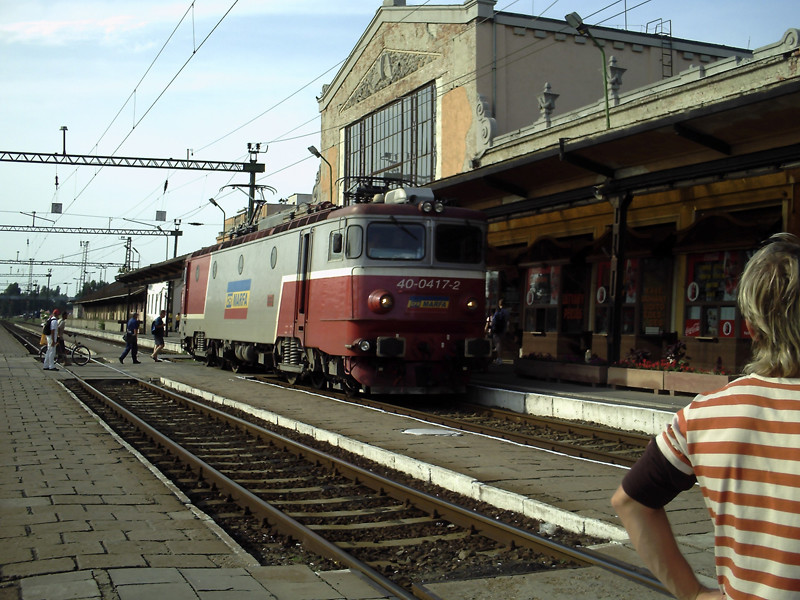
[27,0,241,274]
[16,0,652,285]
[58,0,242,217]
[240,0,651,194]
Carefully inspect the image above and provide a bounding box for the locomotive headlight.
[434,201,445,214]
[419,200,434,214]
[465,297,479,311]
[358,339,371,352]
[368,289,394,313]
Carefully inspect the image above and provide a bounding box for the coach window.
[346,225,363,259]
[328,231,343,261]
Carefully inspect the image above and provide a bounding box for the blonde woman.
[612,233,800,600]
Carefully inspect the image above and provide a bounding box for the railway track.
[4,321,666,596]
[248,374,650,467]
[59,374,666,597]
[7,319,649,469]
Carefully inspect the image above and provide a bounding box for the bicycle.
[39,333,92,366]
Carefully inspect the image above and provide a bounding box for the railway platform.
[0,327,394,600]
[2,323,721,599]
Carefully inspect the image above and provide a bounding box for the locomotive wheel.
[205,345,218,367]
[310,370,327,390]
[343,377,360,397]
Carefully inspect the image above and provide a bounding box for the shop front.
[589,225,675,364]
[518,236,592,360]
[674,211,782,374]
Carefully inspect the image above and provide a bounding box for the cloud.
[0,0,385,47]
[0,14,150,46]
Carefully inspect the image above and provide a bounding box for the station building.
[310,0,800,372]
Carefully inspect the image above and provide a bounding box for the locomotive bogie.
[180,188,491,393]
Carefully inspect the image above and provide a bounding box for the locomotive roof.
[186,200,486,259]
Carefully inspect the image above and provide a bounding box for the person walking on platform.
[42,308,60,371]
[612,233,800,600]
[150,309,166,362]
[489,299,509,364]
[119,312,141,364]
[56,311,70,365]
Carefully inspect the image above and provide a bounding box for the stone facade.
[310,1,800,373]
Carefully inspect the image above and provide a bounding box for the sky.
[1,0,797,297]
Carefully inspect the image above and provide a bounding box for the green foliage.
[0,279,103,318]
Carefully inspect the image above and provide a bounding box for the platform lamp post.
[308,145,333,204]
[208,198,226,240]
[565,12,611,129]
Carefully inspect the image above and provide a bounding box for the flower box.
[664,371,732,396]
[515,359,608,387]
[607,366,665,394]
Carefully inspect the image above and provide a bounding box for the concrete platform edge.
[56,378,262,568]
[468,384,674,437]
[160,377,629,542]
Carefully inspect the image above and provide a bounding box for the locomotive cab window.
[435,224,483,263]
[346,225,363,259]
[367,222,425,260]
[328,231,343,261]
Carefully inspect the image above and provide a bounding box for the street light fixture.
[122,217,171,260]
[565,12,611,129]
[308,145,334,204]
[209,198,226,240]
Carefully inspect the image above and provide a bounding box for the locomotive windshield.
[435,224,484,264]
[367,222,425,260]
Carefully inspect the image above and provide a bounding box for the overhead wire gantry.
[1,145,267,260]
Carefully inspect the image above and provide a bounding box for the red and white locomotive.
[180,186,491,394]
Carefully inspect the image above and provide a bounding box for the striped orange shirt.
[657,374,800,599]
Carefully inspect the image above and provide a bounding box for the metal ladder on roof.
[647,18,673,79]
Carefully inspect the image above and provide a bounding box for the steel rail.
[462,402,651,447]
[328,393,647,467]
[136,380,668,594]
[11,333,668,597]
[71,377,414,600]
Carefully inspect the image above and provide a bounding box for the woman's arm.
[611,485,722,600]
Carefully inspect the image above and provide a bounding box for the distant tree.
[0,281,73,318]
[4,282,21,296]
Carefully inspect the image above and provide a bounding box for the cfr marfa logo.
[225,279,250,319]
[408,296,449,309]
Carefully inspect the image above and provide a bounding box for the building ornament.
[607,56,626,107]
[538,82,559,127]
[473,94,496,162]
[342,50,438,111]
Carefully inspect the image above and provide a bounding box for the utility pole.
[26,259,34,294]
[78,241,89,295]
[247,143,264,223]
[122,237,133,272]
[173,220,181,258]
[60,126,68,155]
